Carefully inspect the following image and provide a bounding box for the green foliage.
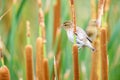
[0,0,120,80]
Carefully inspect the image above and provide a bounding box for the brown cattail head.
[100,28,108,80]
[72,44,79,80]
[100,28,107,46]
[36,37,44,80]
[90,38,101,80]
[0,65,10,80]
[25,45,33,80]
[43,58,50,80]
[26,20,31,37]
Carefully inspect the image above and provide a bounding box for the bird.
[61,21,95,51]
[86,19,98,40]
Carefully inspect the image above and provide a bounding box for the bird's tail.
[86,41,95,52]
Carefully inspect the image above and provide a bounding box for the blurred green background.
[0,0,120,80]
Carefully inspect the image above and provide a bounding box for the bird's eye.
[64,24,67,26]
[63,23,67,26]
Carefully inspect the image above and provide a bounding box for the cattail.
[103,0,111,41]
[36,37,44,80]
[53,1,62,79]
[100,28,108,80]
[38,0,46,40]
[72,44,79,80]
[52,29,61,80]
[90,38,101,80]
[97,0,105,27]
[53,0,61,44]
[36,1,46,79]
[38,0,46,59]
[25,45,33,80]
[38,8,46,39]
[56,29,61,80]
[0,38,10,80]
[43,58,50,80]
[25,21,33,80]
[38,1,46,50]
[0,66,10,80]
[70,0,76,33]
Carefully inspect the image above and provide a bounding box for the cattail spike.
[100,28,108,80]
[97,0,105,27]
[36,37,44,80]
[0,66,10,80]
[25,45,33,80]
[43,58,50,80]
[72,44,79,80]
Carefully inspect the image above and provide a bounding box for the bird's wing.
[86,37,92,43]
[75,27,86,40]
[76,26,92,43]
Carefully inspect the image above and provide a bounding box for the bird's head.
[61,21,73,30]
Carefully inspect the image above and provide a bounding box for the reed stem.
[53,0,61,45]
[97,0,105,27]
[91,0,97,19]
[70,0,77,44]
